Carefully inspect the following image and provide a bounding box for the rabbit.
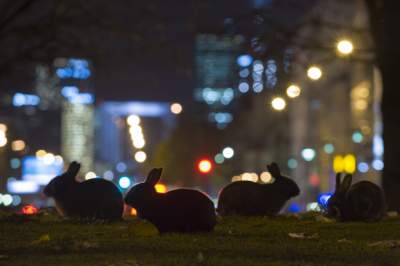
[43,161,124,221]
[217,162,300,216]
[326,173,386,222]
[124,168,216,234]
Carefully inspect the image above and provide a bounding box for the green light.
[214,154,224,164]
[352,131,363,143]
[288,158,298,169]
[323,143,335,154]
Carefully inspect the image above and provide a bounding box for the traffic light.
[197,159,213,174]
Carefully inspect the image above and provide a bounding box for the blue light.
[252,82,263,93]
[238,82,249,93]
[61,86,79,98]
[288,203,301,213]
[221,88,234,105]
[22,156,63,185]
[239,68,250,78]
[317,192,332,208]
[10,158,21,169]
[12,93,40,107]
[118,176,131,189]
[358,162,369,173]
[116,162,127,173]
[56,58,91,79]
[68,93,94,105]
[373,134,384,157]
[372,159,384,171]
[237,54,253,67]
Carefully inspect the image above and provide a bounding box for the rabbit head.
[124,168,162,210]
[43,161,81,197]
[267,162,300,198]
[327,173,352,218]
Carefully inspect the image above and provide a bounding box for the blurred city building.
[194,34,243,129]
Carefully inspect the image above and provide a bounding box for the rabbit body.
[124,168,216,233]
[217,162,300,216]
[44,162,124,220]
[327,174,386,222]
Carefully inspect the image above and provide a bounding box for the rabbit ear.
[145,168,162,186]
[267,162,281,178]
[335,173,342,191]
[339,174,352,194]
[65,161,81,178]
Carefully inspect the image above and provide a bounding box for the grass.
[1,211,400,266]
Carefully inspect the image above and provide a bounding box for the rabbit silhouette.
[124,168,216,233]
[44,161,124,220]
[327,173,386,221]
[217,162,300,216]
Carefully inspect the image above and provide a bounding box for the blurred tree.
[152,115,225,190]
[365,0,400,211]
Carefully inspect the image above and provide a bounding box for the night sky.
[0,0,310,104]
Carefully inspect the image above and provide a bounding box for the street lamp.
[307,66,322,80]
[337,39,354,55]
[271,97,286,111]
[286,84,301,98]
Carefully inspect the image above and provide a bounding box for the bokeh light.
[337,39,354,55]
[134,151,147,163]
[155,184,167,193]
[127,115,140,126]
[271,97,286,111]
[260,172,273,183]
[198,159,213,174]
[118,176,131,189]
[222,147,234,159]
[301,148,316,161]
[307,66,322,80]
[170,103,183,114]
[286,84,301,98]
[85,171,97,180]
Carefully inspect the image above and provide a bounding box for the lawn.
[0,211,400,266]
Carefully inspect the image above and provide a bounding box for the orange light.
[130,208,137,216]
[155,183,167,193]
[198,159,213,174]
[22,204,38,215]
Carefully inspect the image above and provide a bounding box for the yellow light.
[133,139,145,149]
[271,97,286,111]
[344,154,356,174]
[43,153,55,165]
[130,208,137,216]
[85,171,97,180]
[36,149,47,158]
[170,103,183,114]
[307,66,322,80]
[241,172,258,182]
[337,39,354,55]
[333,156,344,173]
[0,137,7,147]
[231,175,241,182]
[134,151,147,163]
[260,172,273,183]
[11,140,26,151]
[354,99,368,110]
[286,84,301,98]
[127,115,140,126]
[155,184,167,193]
[0,123,7,132]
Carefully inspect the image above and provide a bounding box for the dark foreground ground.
[1,211,400,266]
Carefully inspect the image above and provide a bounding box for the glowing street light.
[271,97,286,111]
[337,39,354,55]
[222,147,234,159]
[134,151,147,163]
[197,159,213,174]
[286,84,301,98]
[307,66,322,80]
[170,103,183,114]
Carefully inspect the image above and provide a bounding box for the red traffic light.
[197,159,213,174]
